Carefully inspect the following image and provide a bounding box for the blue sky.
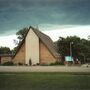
[0,0,90,49]
[0,0,90,35]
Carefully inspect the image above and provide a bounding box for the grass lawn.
[0,72,90,90]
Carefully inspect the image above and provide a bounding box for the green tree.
[57,36,90,63]
[13,27,29,54]
[16,27,29,41]
[88,35,90,40]
[11,46,17,54]
[0,47,11,54]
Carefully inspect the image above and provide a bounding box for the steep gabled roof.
[13,26,60,58]
[31,26,60,58]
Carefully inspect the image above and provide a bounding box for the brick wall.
[39,41,57,64]
[1,56,12,64]
[13,43,25,65]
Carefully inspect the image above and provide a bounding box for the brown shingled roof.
[13,26,60,58]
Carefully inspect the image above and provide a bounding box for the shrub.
[36,63,40,65]
[40,63,49,66]
[18,62,23,66]
[29,59,32,66]
[50,61,64,66]
[2,61,14,66]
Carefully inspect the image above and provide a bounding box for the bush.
[40,63,49,66]
[50,61,64,66]
[2,61,14,66]
[29,59,32,66]
[18,62,23,66]
[36,63,40,65]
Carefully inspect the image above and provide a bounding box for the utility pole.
[70,42,73,59]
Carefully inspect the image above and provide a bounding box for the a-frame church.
[13,26,60,65]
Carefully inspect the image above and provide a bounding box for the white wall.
[25,28,39,65]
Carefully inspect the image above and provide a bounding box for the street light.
[70,42,73,58]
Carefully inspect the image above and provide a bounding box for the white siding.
[25,28,39,65]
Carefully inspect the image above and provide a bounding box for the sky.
[0,0,90,49]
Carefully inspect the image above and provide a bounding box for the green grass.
[0,72,90,90]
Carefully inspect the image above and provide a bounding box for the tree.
[11,46,17,54]
[56,36,90,63]
[0,47,11,54]
[12,27,29,54]
[88,35,90,40]
[16,27,29,42]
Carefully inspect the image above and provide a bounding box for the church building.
[13,26,60,65]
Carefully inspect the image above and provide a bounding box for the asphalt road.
[0,66,90,72]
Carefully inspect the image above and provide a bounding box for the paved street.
[0,66,90,72]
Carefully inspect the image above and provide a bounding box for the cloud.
[0,34,17,49]
[39,24,77,31]
[0,25,90,49]
[43,25,90,41]
[0,0,90,35]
